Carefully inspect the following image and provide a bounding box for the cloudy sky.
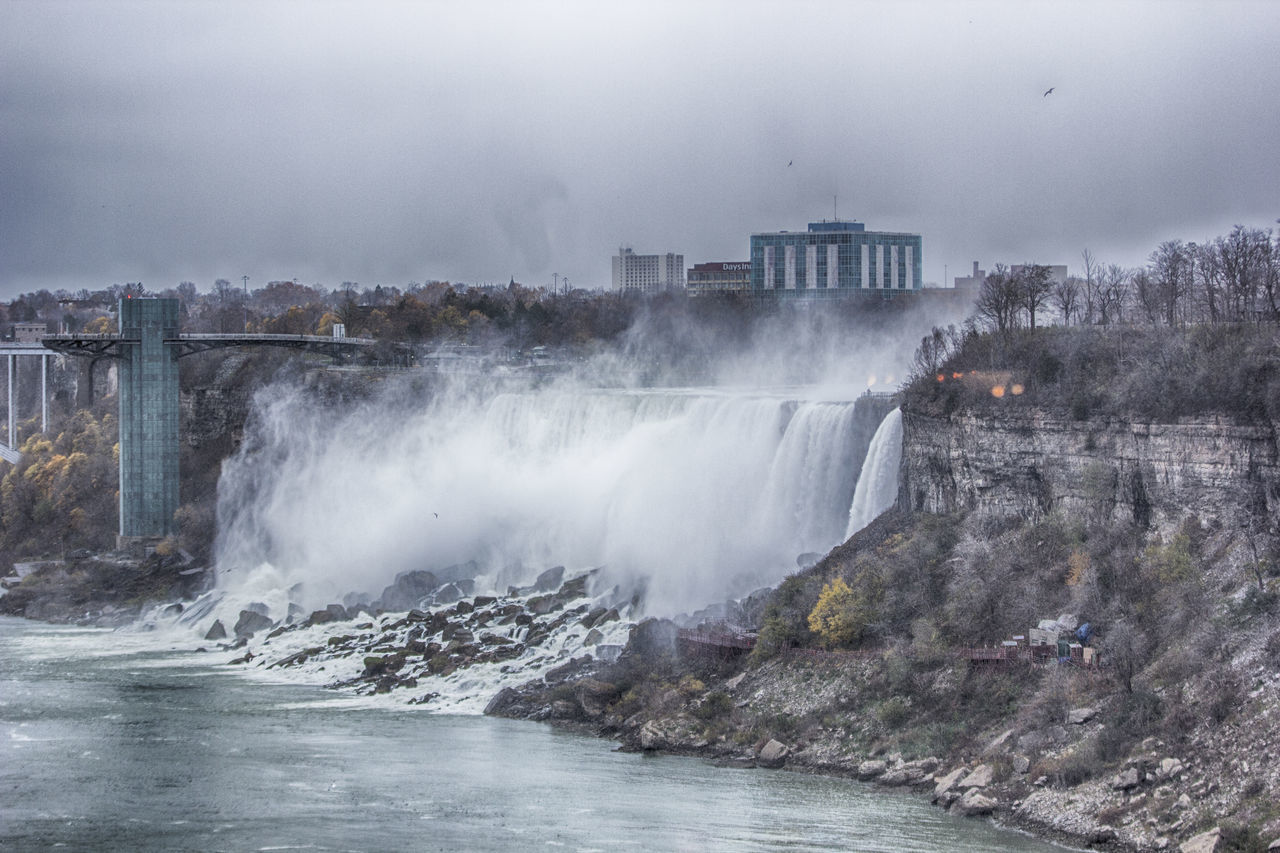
[2,0,1278,299]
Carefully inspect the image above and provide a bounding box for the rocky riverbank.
[479,503,1280,853]
[484,625,1280,853]
[0,550,211,626]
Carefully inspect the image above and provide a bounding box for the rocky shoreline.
[5,538,1277,852]
[483,628,1280,853]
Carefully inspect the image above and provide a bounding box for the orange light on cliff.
[991,385,1006,398]
[1010,384,1025,396]
[937,374,946,383]
[952,372,964,379]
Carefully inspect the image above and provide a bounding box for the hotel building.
[750,221,922,298]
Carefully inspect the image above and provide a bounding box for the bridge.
[4,298,409,546]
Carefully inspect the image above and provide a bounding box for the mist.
[211,305,931,616]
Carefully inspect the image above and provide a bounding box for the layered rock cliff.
[900,409,1280,530]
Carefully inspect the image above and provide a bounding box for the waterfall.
[214,383,883,616]
[844,407,903,539]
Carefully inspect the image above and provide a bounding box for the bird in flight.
[787,160,793,167]
[1043,87,1055,97]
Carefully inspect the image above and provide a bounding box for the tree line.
[2,278,643,352]
[974,223,1280,333]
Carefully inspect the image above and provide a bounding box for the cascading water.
[844,407,904,539]
[212,382,885,618]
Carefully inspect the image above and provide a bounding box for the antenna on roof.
[834,195,838,220]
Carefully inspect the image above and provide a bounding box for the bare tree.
[1053,275,1082,326]
[911,324,961,381]
[975,264,1021,334]
[1147,240,1192,326]
[1098,264,1132,325]
[1080,248,1101,325]
[1016,264,1054,329]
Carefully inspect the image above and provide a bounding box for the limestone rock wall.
[900,408,1280,528]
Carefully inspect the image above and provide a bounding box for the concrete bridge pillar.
[117,298,180,546]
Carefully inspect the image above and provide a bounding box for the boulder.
[725,672,747,691]
[1180,827,1221,853]
[959,763,994,789]
[583,628,604,646]
[308,609,336,625]
[532,566,566,593]
[1157,757,1184,781]
[484,686,521,716]
[949,788,997,817]
[580,607,608,629]
[233,609,275,640]
[983,729,1016,755]
[639,720,666,751]
[933,767,968,798]
[325,603,348,621]
[625,618,680,661]
[574,679,617,718]
[878,766,921,786]
[1012,755,1031,775]
[526,594,558,615]
[433,583,466,605]
[376,570,439,612]
[550,700,579,719]
[1110,768,1141,791]
[162,602,184,617]
[1018,731,1047,752]
[857,759,888,781]
[204,619,227,641]
[879,758,940,787]
[1068,707,1097,725]
[757,739,789,768]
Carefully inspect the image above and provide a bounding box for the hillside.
[492,325,1280,852]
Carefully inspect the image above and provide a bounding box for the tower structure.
[116,297,181,544]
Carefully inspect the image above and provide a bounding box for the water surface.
[1,617,1066,852]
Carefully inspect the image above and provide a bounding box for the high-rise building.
[612,248,685,294]
[750,221,922,298]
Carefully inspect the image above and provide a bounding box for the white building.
[612,248,685,294]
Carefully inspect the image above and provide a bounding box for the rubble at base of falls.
[205,569,630,710]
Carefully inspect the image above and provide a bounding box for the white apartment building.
[612,248,685,294]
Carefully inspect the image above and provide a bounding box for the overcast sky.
[2,0,1278,299]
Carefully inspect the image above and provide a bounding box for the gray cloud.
[2,0,1278,298]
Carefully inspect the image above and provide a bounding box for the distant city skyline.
[3,0,1278,300]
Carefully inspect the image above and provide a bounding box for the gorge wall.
[900,407,1280,529]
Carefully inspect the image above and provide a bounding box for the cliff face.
[901,408,1280,529]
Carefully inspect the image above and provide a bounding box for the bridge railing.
[175,333,378,345]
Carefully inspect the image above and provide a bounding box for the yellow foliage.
[1066,547,1089,586]
[83,315,114,334]
[808,577,858,649]
[315,311,340,336]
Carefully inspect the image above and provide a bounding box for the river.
[0,616,1069,852]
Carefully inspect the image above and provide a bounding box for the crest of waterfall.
[845,407,904,539]
[214,384,885,616]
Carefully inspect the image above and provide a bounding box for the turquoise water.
[0,617,1066,852]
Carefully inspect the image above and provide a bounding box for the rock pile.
[211,570,626,708]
